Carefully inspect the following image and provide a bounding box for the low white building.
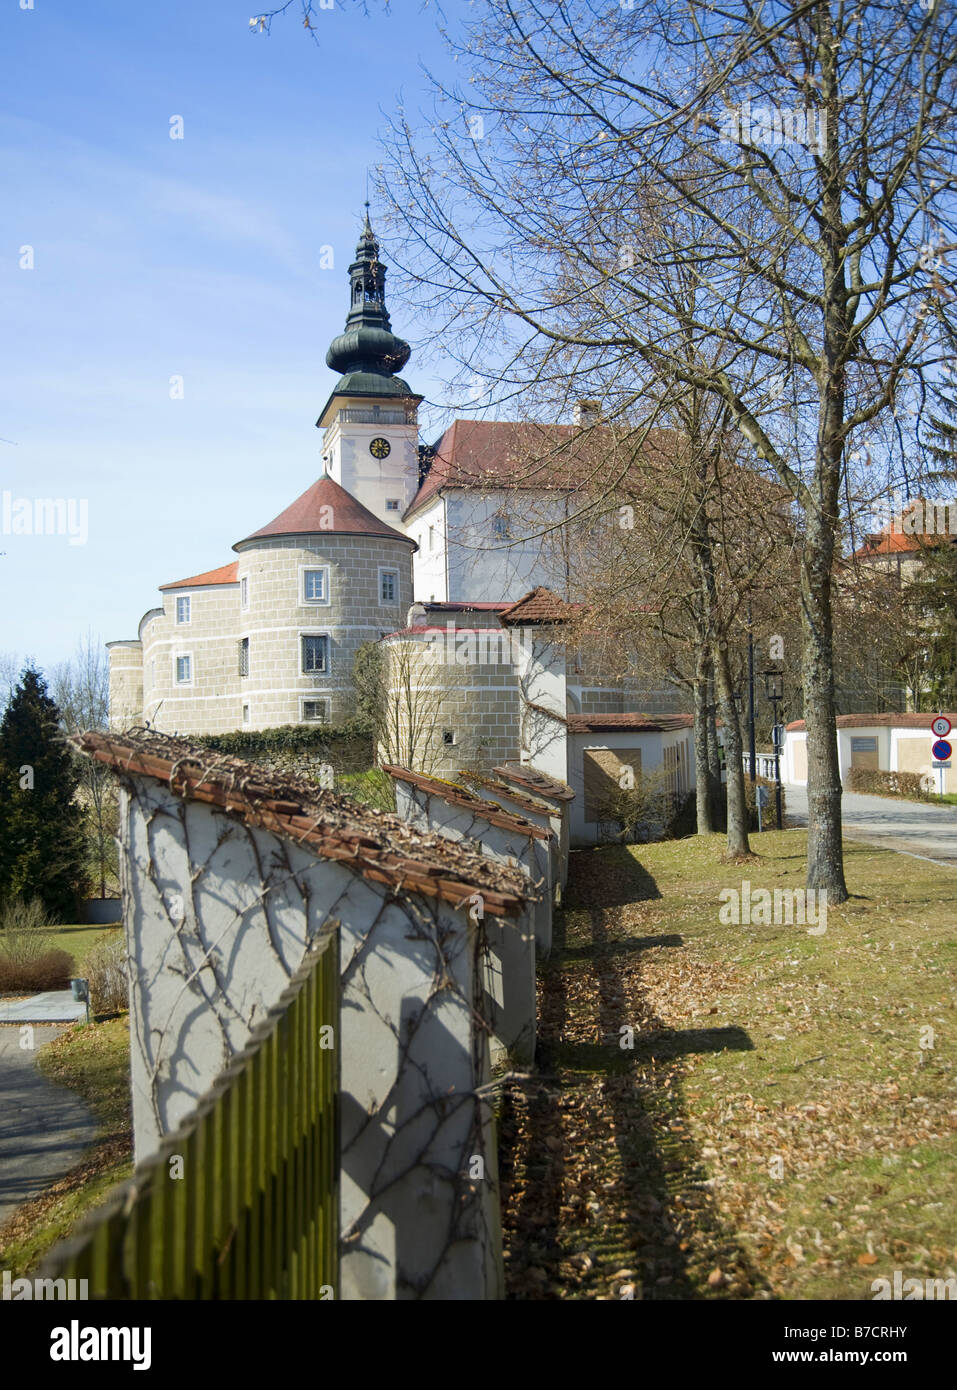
[566,713,694,845]
[783,713,957,793]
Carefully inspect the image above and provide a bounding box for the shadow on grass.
[500,847,766,1301]
[564,847,662,907]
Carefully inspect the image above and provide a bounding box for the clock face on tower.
[369,436,391,460]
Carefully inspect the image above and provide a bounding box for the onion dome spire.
[325,205,411,379]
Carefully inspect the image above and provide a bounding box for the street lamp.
[747,603,756,785]
[761,668,785,828]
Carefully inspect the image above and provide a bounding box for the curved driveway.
[784,783,957,868]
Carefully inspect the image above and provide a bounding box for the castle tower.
[317,209,422,527]
[232,472,415,728]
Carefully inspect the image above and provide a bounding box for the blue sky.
[0,0,453,671]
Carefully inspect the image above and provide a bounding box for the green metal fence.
[41,930,339,1300]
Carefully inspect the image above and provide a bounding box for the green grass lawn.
[0,1016,132,1274]
[499,829,957,1300]
[47,924,123,971]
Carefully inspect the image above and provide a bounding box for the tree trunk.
[802,17,850,902]
[802,490,849,901]
[713,640,750,856]
[705,667,722,825]
[693,642,713,834]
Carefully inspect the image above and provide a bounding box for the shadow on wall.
[340,994,498,1301]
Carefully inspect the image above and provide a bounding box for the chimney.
[573,400,600,427]
[417,444,435,486]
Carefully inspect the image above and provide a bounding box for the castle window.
[443,729,456,746]
[386,499,400,511]
[379,567,399,604]
[175,654,192,685]
[240,576,248,609]
[176,596,191,624]
[301,698,330,724]
[239,637,249,677]
[429,526,435,551]
[242,702,250,725]
[301,635,329,674]
[302,566,330,605]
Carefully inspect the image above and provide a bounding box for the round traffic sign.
[932,738,952,761]
[932,715,952,738]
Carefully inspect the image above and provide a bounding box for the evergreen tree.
[0,667,88,919]
[908,540,957,712]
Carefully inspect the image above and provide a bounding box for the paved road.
[0,990,87,1023]
[0,1026,98,1227]
[784,783,957,868]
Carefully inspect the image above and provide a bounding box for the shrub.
[745,775,786,830]
[0,895,57,935]
[594,768,675,842]
[0,895,72,991]
[845,767,932,799]
[0,948,74,992]
[84,932,129,1016]
[699,776,786,834]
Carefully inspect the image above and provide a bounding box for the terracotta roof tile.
[457,770,557,820]
[494,763,575,802]
[235,473,414,549]
[382,764,551,841]
[852,500,957,559]
[73,730,529,918]
[406,419,676,519]
[159,562,239,591]
[567,713,694,733]
[786,712,957,731]
[423,601,511,613]
[499,587,579,626]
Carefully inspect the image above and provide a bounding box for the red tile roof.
[234,473,414,549]
[499,587,579,626]
[457,770,558,820]
[853,530,924,557]
[406,419,676,519]
[786,712,957,731]
[567,713,694,733]
[852,500,957,559]
[382,764,551,840]
[494,763,575,803]
[159,561,239,591]
[73,731,529,918]
[424,601,511,613]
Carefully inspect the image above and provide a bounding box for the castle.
[107,213,693,841]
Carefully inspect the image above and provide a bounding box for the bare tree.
[378,0,957,901]
[0,653,25,715]
[379,632,474,774]
[52,634,118,899]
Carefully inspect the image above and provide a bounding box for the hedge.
[196,719,373,756]
[845,767,932,800]
[193,723,376,790]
